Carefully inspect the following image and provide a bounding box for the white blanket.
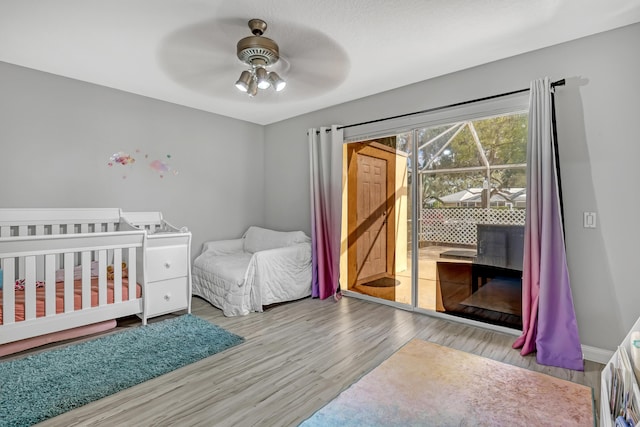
[192,228,312,316]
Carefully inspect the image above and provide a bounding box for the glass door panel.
[414,113,527,329]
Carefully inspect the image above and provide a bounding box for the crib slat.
[24,256,36,320]
[107,224,116,275]
[113,249,122,303]
[81,251,91,309]
[127,247,136,301]
[2,259,15,324]
[50,224,63,269]
[45,254,56,316]
[70,224,87,266]
[63,252,74,313]
[35,224,46,280]
[78,224,89,265]
[18,225,28,279]
[98,250,107,306]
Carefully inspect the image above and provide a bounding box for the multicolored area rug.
[0,314,244,427]
[301,339,594,426]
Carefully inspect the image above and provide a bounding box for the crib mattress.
[0,278,142,325]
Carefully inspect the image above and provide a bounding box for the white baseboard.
[582,344,613,365]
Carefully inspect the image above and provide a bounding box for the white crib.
[0,208,191,356]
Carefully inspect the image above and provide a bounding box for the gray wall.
[264,23,640,351]
[0,62,265,258]
[1,23,637,352]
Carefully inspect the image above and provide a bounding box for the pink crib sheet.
[0,278,141,325]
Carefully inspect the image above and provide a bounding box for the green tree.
[416,113,527,205]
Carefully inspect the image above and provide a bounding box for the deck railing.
[417,208,525,246]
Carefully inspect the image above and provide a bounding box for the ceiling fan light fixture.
[235,70,252,92]
[247,78,258,97]
[234,19,287,97]
[255,67,271,89]
[268,72,286,92]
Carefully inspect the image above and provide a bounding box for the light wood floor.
[27,296,603,426]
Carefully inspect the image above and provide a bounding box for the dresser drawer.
[146,277,188,317]
[146,245,188,282]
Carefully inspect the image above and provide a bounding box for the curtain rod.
[325,78,565,133]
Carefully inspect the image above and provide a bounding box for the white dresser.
[120,212,192,324]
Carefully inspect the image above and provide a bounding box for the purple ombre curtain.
[308,125,344,300]
[513,77,583,370]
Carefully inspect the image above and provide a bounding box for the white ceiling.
[1,0,639,125]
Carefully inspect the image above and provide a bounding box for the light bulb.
[247,78,258,97]
[268,72,286,92]
[255,67,271,90]
[235,70,251,92]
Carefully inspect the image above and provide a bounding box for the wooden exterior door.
[356,154,387,281]
[347,140,397,289]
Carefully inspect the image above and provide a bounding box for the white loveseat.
[192,226,312,316]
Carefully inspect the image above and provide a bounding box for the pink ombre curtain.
[513,77,583,370]
[308,125,344,300]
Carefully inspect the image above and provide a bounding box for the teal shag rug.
[0,314,244,427]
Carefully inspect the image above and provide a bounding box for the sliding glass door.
[340,109,528,330]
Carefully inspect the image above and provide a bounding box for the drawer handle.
[164,262,171,269]
[164,293,171,301]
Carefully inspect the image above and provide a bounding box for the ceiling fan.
[157,16,350,103]
[234,19,286,96]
